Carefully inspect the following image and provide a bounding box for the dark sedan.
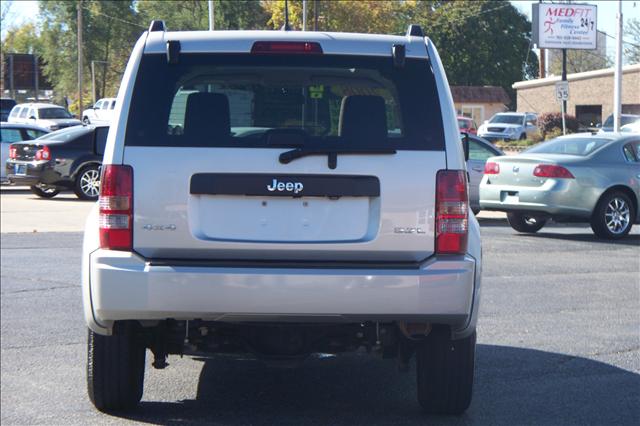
[6,125,108,200]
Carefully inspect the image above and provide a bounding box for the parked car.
[7,103,82,131]
[480,133,639,239]
[1,98,17,122]
[477,112,538,142]
[599,113,640,132]
[457,116,477,135]
[1,123,50,183]
[621,119,640,133]
[6,125,107,199]
[82,98,116,125]
[81,22,482,415]
[464,134,504,214]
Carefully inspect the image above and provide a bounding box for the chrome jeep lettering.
[267,179,304,194]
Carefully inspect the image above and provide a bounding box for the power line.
[81,5,146,29]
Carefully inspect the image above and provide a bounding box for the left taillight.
[34,145,51,161]
[99,165,133,251]
[435,170,469,255]
[9,145,17,159]
[533,164,574,179]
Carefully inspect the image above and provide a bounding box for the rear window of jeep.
[125,54,444,151]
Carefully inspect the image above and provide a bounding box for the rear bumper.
[5,160,51,186]
[86,249,478,336]
[479,177,594,218]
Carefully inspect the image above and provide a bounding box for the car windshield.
[489,114,523,125]
[38,108,73,119]
[525,136,612,156]
[603,115,640,127]
[37,125,89,142]
[125,54,445,150]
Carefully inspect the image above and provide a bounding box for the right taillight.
[533,164,574,178]
[484,161,500,174]
[99,165,133,251]
[9,145,17,159]
[436,170,468,255]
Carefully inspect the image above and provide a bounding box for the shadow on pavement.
[520,232,640,247]
[117,345,640,425]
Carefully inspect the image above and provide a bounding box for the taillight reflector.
[484,161,500,174]
[436,170,469,255]
[99,165,133,250]
[34,145,51,161]
[533,164,574,178]
[251,41,323,54]
[9,145,17,159]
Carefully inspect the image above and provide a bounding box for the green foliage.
[538,112,579,137]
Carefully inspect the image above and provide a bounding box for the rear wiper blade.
[279,146,397,169]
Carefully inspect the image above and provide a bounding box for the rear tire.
[519,133,526,140]
[507,212,547,233]
[30,184,60,198]
[417,328,476,415]
[74,165,101,200]
[590,191,634,239]
[87,322,146,412]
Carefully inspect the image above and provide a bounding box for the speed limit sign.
[555,81,569,102]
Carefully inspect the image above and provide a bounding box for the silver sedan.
[480,133,640,239]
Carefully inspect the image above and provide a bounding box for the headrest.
[339,95,388,141]
[183,92,230,141]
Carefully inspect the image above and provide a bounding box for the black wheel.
[30,184,60,198]
[519,133,527,140]
[590,191,635,239]
[507,212,547,233]
[74,165,101,200]
[87,322,146,412]
[472,208,480,216]
[82,116,91,125]
[417,328,476,415]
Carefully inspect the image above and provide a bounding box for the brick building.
[512,64,640,128]
[450,86,511,126]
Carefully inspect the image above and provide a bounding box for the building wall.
[454,102,507,124]
[514,66,640,123]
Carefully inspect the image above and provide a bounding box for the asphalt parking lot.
[1,187,639,425]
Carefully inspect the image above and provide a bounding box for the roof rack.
[149,20,166,32]
[406,24,424,37]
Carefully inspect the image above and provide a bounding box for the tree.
[137,0,269,31]
[548,49,610,75]
[1,23,43,54]
[38,0,140,108]
[625,18,640,65]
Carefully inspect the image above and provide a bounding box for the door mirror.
[29,116,36,120]
[461,132,470,161]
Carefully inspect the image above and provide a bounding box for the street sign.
[532,3,598,50]
[555,81,569,102]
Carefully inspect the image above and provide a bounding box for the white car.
[81,98,116,125]
[477,112,539,143]
[82,22,482,415]
[7,103,81,131]
[620,119,640,133]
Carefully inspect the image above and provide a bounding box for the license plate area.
[14,164,27,176]
[500,191,519,203]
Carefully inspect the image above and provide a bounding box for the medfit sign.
[532,3,597,50]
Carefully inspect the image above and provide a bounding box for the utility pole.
[77,0,83,115]
[208,0,214,31]
[303,0,307,31]
[561,48,567,115]
[314,0,318,31]
[613,0,623,132]
[539,48,545,79]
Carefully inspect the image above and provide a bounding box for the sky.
[2,0,639,44]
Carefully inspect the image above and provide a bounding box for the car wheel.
[82,116,90,125]
[87,322,146,412]
[74,165,101,200]
[472,208,480,216]
[519,133,526,140]
[590,191,634,239]
[30,184,60,198]
[416,328,475,415]
[507,212,547,233]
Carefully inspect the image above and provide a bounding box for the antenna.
[282,0,292,31]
